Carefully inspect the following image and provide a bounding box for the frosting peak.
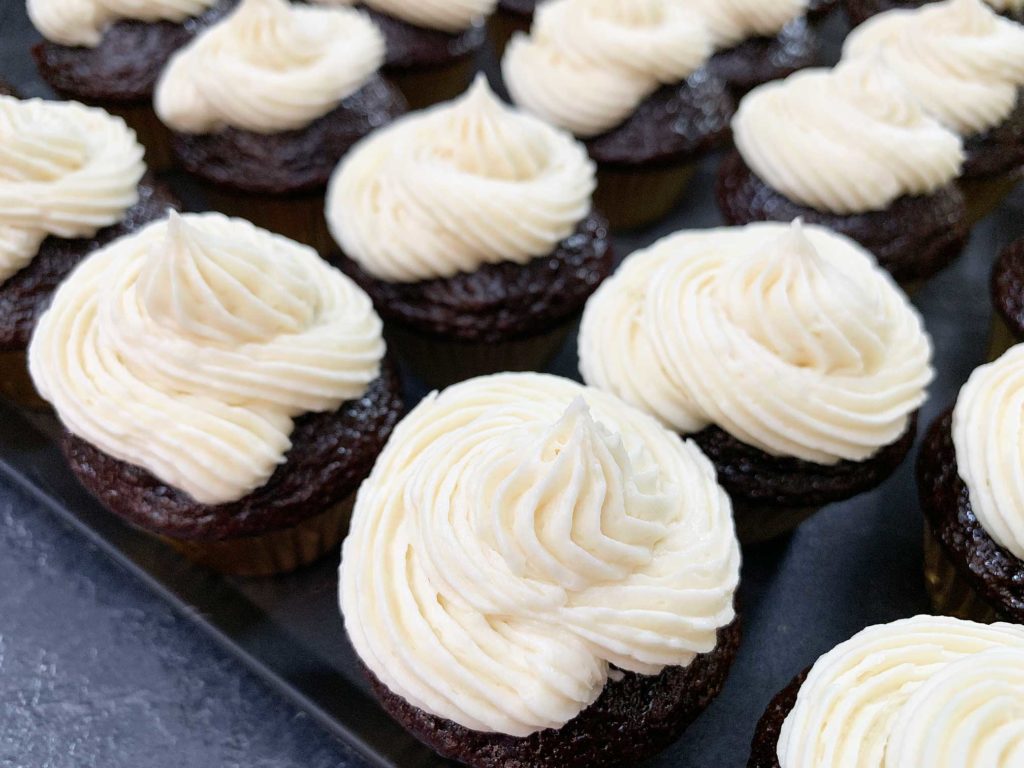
[326,76,595,283]
[155,0,385,134]
[732,61,964,214]
[0,97,144,287]
[843,0,1024,136]
[29,212,385,505]
[502,0,711,137]
[28,0,217,47]
[579,222,932,463]
[340,373,739,736]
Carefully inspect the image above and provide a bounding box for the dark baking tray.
[3,6,1024,766]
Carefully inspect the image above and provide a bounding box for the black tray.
[3,6,1024,766]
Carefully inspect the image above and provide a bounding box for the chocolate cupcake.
[749,616,1024,767]
[580,221,933,544]
[843,0,1024,224]
[0,95,171,408]
[29,212,400,576]
[718,59,969,289]
[918,347,1024,623]
[340,372,742,768]
[502,0,733,230]
[326,77,611,387]
[991,237,1024,358]
[29,0,234,170]
[846,0,1024,25]
[155,0,406,254]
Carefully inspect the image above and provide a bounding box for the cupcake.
[748,616,1024,767]
[502,0,734,230]
[340,372,741,768]
[326,77,611,387]
[991,237,1024,358]
[681,0,820,97]
[718,58,969,289]
[843,0,1024,224]
[846,0,1024,25]
[28,0,234,170]
[580,221,933,544]
[154,0,406,255]
[0,95,171,408]
[918,346,1024,624]
[28,212,402,577]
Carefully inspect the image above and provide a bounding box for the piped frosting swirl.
[732,59,964,214]
[326,76,595,282]
[680,0,808,49]
[28,0,216,47]
[502,0,712,138]
[953,344,1024,562]
[155,0,385,135]
[29,212,385,505]
[579,221,932,464]
[843,0,1024,136]
[0,96,144,286]
[777,616,1024,768]
[340,372,740,737]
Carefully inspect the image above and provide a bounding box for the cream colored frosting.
[502,0,712,138]
[680,0,808,49]
[310,0,496,33]
[29,212,385,506]
[777,616,1024,768]
[340,372,740,737]
[732,59,964,214]
[579,221,932,464]
[953,345,1024,561]
[326,76,595,283]
[0,96,144,287]
[28,0,216,47]
[843,0,1024,136]
[155,0,385,135]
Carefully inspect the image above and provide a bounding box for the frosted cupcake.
[29,0,234,170]
[748,616,1024,767]
[918,345,1024,624]
[341,372,741,768]
[155,0,406,254]
[844,0,1024,223]
[718,58,969,289]
[0,96,171,408]
[846,0,1024,25]
[502,0,733,230]
[580,221,933,543]
[326,77,611,386]
[29,212,402,576]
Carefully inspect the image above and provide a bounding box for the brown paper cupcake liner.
[387,57,476,111]
[0,349,49,411]
[385,319,574,390]
[987,311,1021,362]
[923,521,1002,624]
[105,103,175,173]
[487,9,531,58]
[961,170,1022,227]
[595,162,696,232]
[163,492,357,577]
[731,502,820,546]
[202,185,334,256]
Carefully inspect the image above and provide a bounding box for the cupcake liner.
[987,310,1021,362]
[387,57,476,111]
[0,349,49,411]
[164,492,357,577]
[202,185,334,256]
[385,319,575,390]
[961,169,1022,227]
[595,162,696,232]
[105,103,175,173]
[923,521,1002,624]
[487,9,531,58]
[731,501,820,545]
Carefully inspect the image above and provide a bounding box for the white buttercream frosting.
[29,212,385,506]
[340,372,740,737]
[28,0,216,47]
[953,344,1024,562]
[502,0,712,138]
[844,0,1024,136]
[680,0,808,49]
[732,59,964,214]
[579,221,932,464]
[310,0,496,33]
[777,616,1024,768]
[155,0,385,135]
[326,76,595,283]
[0,96,144,287]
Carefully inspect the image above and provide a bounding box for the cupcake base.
[961,169,1022,227]
[0,350,48,411]
[595,162,696,232]
[165,493,356,577]
[923,521,1002,624]
[202,185,333,256]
